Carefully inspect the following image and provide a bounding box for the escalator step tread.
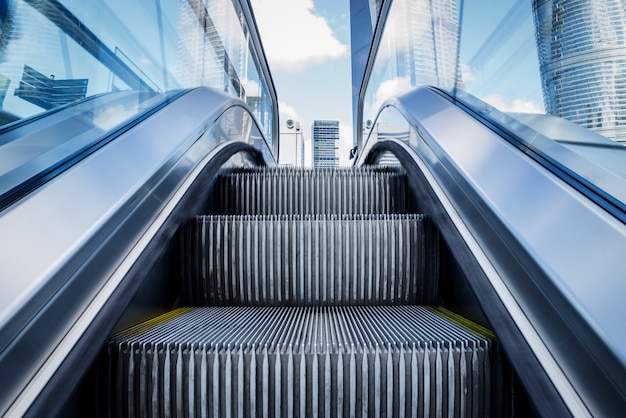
[215,166,408,215]
[102,305,503,417]
[181,214,438,306]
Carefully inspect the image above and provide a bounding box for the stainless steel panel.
[358,86,626,415]
[0,87,274,416]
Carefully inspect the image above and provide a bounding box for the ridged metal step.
[214,166,407,215]
[101,306,503,418]
[181,214,438,306]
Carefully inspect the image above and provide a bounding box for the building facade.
[312,120,339,168]
[533,0,626,143]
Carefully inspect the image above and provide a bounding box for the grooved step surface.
[103,306,501,418]
[181,214,438,306]
[215,167,407,215]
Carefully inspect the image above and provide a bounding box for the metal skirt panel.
[181,215,438,306]
[102,306,501,418]
[215,167,407,215]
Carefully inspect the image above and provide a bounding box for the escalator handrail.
[358,86,626,416]
[0,90,188,212]
[0,87,273,416]
[431,87,626,224]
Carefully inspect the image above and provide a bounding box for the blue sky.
[250,0,353,165]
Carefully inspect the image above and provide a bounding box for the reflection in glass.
[0,0,275,144]
[360,0,548,139]
[458,0,544,114]
[363,0,461,136]
[357,0,626,208]
[533,0,626,144]
[362,0,626,147]
[0,91,169,203]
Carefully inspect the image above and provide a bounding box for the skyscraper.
[533,0,626,143]
[312,120,339,168]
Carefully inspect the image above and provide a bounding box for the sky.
[249,0,354,166]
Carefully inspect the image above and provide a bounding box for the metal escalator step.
[102,306,502,417]
[181,214,438,306]
[215,166,407,215]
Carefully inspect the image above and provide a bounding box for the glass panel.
[362,0,626,210]
[458,0,544,114]
[0,0,274,143]
[0,91,170,204]
[363,0,462,132]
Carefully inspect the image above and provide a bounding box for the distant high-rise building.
[312,120,339,168]
[533,0,626,143]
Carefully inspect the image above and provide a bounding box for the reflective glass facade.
[356,0,626,212]
[312,120,339,168]
[533,0,626,143]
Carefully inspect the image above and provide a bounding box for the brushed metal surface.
[183,214,437,306]
[0,87,275,417]
[103,306,499,418]
[215,167,407,215]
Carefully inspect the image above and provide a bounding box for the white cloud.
[460,63,473,82]
[481,94,544,114]
[94,104,137,130]
[339,121,353,144]
[241,78,261,96]
[374,76,412,107]
[250,0,348,71]
[364,76,413,119]
[278,100,301,122]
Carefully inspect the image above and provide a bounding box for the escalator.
[3,0,626,414]
[98,166,510,417]
[3,87,626,417]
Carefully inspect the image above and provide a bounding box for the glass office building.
[533,0,626,143]
[312,119,340,167]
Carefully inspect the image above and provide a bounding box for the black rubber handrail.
[0,89,190,212]
[431,86,626,224]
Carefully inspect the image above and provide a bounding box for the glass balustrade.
[0,0,277,205]
[0,0,275,140]
[360,0,626,212]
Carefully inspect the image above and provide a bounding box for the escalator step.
[215,166,407,215]
[181,214,438,306]
[102,306,502,418]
